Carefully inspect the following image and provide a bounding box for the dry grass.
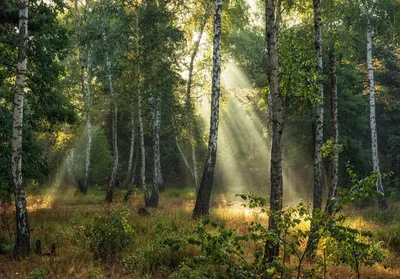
[0,187,399,278]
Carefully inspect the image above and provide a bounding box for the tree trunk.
[192,0,222,219]
[326,51,339,215]
[306,0,324,256]
[12,0,30,258]
[83,48,92,195]
[149,94,163,207]
[102,17,118,203]
[186,4,212,191]
[138,92,149,206]
[362,0,388,210]
[263,0,283,264]
[125,110,135,186]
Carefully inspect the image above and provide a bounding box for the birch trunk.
[362,0,388,209]
[12,0,30,257]
[186,4,211,191]
[312,0,324,212]
[263,0,283,264]
[307,0,325,256]
[125,111,135,186]
[102,17,119,203]
[326,51,339,215]
[83,48,92,194]
[149,94,163,207]
[138,93,149,206]
[193,0,222,218]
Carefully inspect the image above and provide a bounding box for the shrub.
[26,268,46,279]
[78,208,134,262]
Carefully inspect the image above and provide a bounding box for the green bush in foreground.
[78,208,134,262]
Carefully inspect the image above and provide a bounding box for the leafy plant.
[78,208,134,262]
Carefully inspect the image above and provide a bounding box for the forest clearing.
[0,187,400,279]
[2,0,400,278]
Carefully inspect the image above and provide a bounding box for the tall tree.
[306,0,324,255]
[101,15,119,203]
[312,0,324,213]
[185,3,212,191]
[74,0,92,194]
[12,0,30,257]
[149,92,163,207]
[326,50,339,215]
[83,48,93,194]
[192,0,222,218]
[263,0,283,263]
[361,0,388,210]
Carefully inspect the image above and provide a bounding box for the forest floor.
[0,186,399,279]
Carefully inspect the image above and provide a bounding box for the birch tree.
[12,0,30,257]
[193,0,222,218]
[263,0,283,263]
[101,16,119,203]
[312,0,324,213]
[74,0,92,194]
[306,0,325,256]
[149,93,163,207]
[361,0,388,210]
[185,3,212,191]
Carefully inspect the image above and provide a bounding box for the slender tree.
[361,0,388,210]
[83,48,93,194]
[326,51,339,215]
[12,0,30,257]
[193,0,222,218]
[125,110,135,186]
[312,0,324,214]
[186,3,212,191]
[263,0,283,263]
[102,16,119,203]
[149,92,163,207]
[74,0,92,194]
[306,0,324,255]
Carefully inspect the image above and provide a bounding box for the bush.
[78,208,134,262]
[26,268,46,279]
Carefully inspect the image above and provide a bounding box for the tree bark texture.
[186,4,212,191]
[83,48,92,195]
[362,0,388,210]
[312,0,324,212]
[263,0,283,264]
[192,0,222,218]
[307,0,325,256]
[149,94,163,207]
[12,0,30,257]
[102,17,119,203]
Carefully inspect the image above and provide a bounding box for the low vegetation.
[0,185,398,279]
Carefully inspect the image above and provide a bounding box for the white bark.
[149,92,163,206]
[264,0,283,262]
[12,0,30,256]
[83,48,92,193]
[313,0,324,211]
[362,0,388,209]
[138,93,148,204]
[186,4,211,191]
[126,111,135,185]
[101,17,119,196]
[193,0,222,218]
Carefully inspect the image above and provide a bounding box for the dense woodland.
[2,0,400,278]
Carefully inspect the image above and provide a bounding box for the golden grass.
[0,187,399,278]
